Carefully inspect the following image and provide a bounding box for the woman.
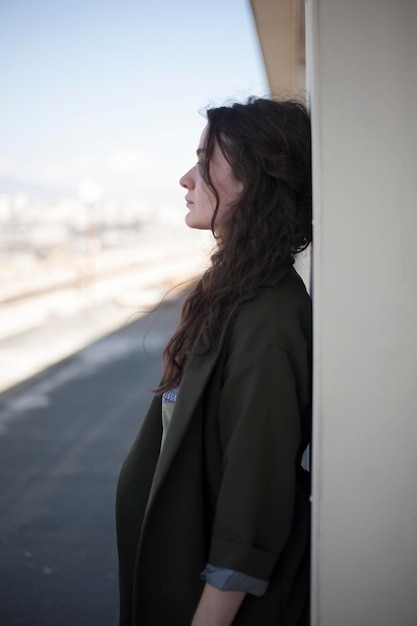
[116,97,312,626]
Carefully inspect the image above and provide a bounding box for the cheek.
[220,180,243,208]
[231,180,244,202]
[196,182,216,208]
[212,166,243,205]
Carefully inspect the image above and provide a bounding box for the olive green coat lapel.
[145,317,231,510]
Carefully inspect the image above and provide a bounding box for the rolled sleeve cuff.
[201,563,268,597]
[209,535,278,580]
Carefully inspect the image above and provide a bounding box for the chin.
[185,213,210,231]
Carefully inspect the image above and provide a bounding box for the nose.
[179,167,195,189]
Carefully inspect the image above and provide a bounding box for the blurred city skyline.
[0,0,268,204]
[0,0,269,379]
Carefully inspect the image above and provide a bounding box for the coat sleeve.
[208,343,302,582]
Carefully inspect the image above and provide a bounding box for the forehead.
[197,124,226,167]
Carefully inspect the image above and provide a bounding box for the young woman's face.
[179,125,243,235]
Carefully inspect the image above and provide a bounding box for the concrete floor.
[0,295,183,626]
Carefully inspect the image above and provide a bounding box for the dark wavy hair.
[155,96,312,395]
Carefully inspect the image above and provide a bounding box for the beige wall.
[306,1,417,624]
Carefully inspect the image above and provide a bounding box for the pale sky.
[0,0,269,200]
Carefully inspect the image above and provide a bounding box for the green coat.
[116,267,312,625]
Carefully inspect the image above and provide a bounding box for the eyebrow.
[196,148,206,157]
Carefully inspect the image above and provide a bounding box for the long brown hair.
[155,97,312,395]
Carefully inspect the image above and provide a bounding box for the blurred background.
[0,0,269,391]
[0,2,271,624]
